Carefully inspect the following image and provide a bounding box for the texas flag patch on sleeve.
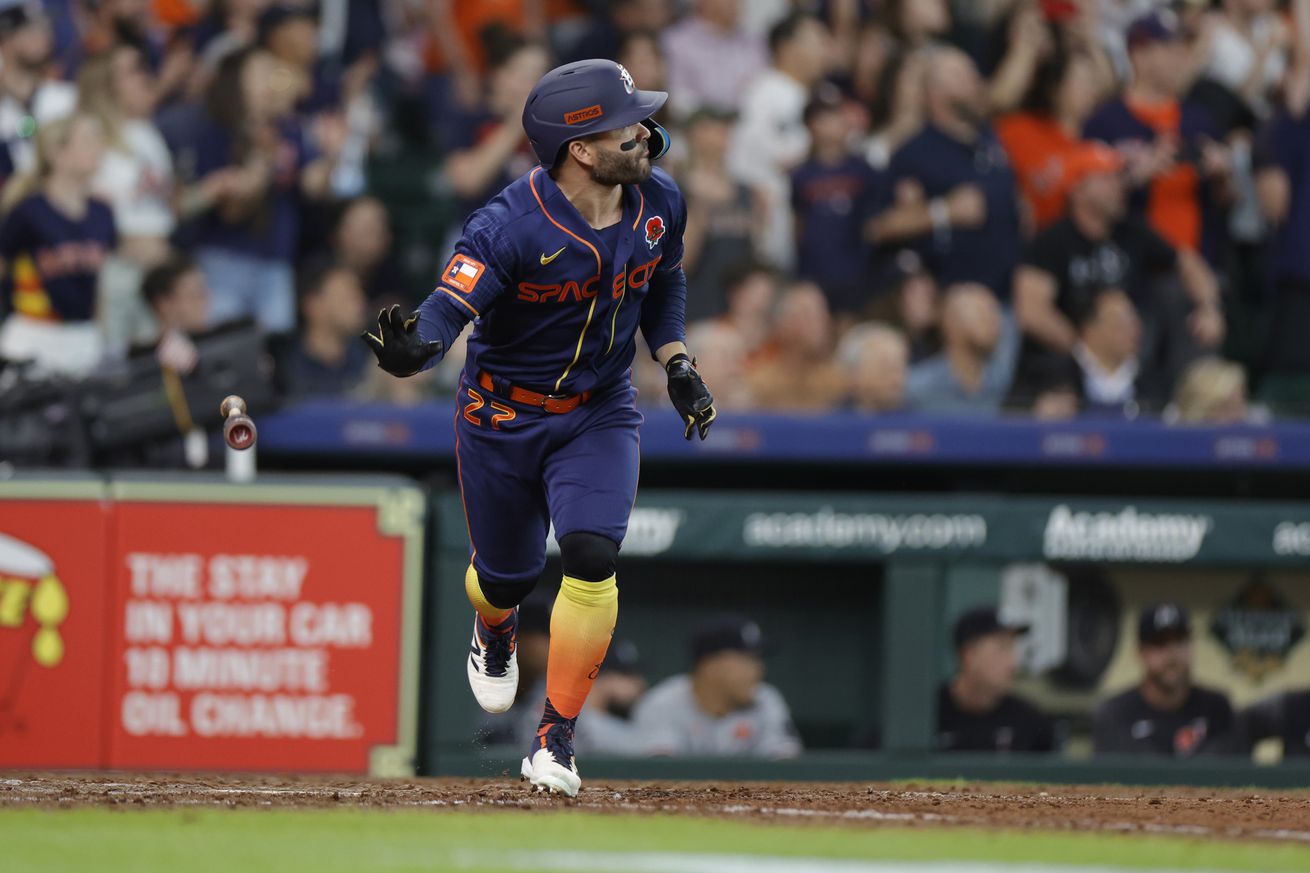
[442,254,486,294]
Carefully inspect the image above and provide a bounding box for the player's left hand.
[665,353,716,440]
[362,304,444,377]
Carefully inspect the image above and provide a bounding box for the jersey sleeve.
[640,178,689,357]
[416,208,517,364]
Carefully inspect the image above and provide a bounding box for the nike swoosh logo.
[540,246,566,265]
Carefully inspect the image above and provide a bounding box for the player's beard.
[589,144,652,186]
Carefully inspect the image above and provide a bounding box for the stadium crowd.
[0,0,1308,421]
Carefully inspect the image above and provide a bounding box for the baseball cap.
[258,2,317,45]
[691,615,765,663]
[1138,602,1190,645]
[0,0,41,39]
[1127,11,1181,49]
[1065,143,1125,188]
[952,606,1031,650]
[602,638,642,676]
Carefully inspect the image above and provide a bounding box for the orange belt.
[477,370,592,414]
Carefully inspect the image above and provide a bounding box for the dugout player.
[363,60,716,796]
[937,607,1056,753]
[1092,603,1236,756]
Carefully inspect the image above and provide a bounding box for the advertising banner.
[0,483,111,768]
[104,482,423,774]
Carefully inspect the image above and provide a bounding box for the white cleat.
[520,746,582,798]
[466,610,518,714]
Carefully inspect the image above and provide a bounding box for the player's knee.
[472,567,538,610]
[559,532,618,582]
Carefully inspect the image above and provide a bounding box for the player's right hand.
[362,304,443,377]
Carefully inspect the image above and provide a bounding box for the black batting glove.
[665,352,716,440]
[362,304,443,377]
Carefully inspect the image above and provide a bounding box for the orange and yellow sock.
[544,573,618,719]
[464,564,513,627]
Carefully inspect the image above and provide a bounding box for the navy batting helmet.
[521,59,670,171]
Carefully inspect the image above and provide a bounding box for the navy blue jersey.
[188,116,312,261]
[879,124,1020,299]
[418,166,688,395]
[790,154,880,314]
[0,194,116,322]
[1258,107,1310,284]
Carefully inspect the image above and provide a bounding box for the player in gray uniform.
[631,616,802,757]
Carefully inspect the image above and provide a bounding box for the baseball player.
[363,59,716,796]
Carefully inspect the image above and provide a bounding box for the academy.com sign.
[742,508,987,552]
[1043,505,1212,562]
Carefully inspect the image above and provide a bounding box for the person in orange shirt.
[1083,11,1233,265]
[996,49,1104,230]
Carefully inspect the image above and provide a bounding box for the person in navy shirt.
[790,88,881,318]
[362,60,715,798]
[169,47,339,333]
[0,112,116,377]
[1254,74,1310,376]
[867,44,1020,300]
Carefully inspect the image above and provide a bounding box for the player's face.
[963,632,1018,696]
[588,124,653,186]
[1141,635,1191,695]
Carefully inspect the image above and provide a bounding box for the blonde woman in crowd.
[78,45,177,355]
[0,113,116,377]
[1171,357,1251,424]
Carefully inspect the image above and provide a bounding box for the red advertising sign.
[0,497,111,768]
[106,501,409,772]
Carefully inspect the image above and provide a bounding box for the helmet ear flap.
[643,119,670,162]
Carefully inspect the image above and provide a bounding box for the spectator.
[996,50,1104,230]
[880,0,950,48]
[1238,689,1310,757]
[863,46,925,171]
[0,113,115,377]
[717,260,778,358]
[258,4,325,111]
[632,616,802,757]
[616,28,668,97]
[680,108,761,322]
[984,1,1057,116]
[791,86,881,319]
[745,280,845,411]
[661,0,766,119]
[140,253,210,342]
[727,11,831,269]
[865,249,940,362]
[1012,144,1223,404]
[1093,603,1237,757]
[938,606,1056,753]
[573,639,649,756]
[330,196,404,307]
[838,322,907,413]
[1253,59,1310,386]
[176,47,341,333]
[0,1,77,178]
[569,0,673,66]
[281,261,368,398]
[1170,357,1250,423]
[905,283,1019,415]
[1069,287,1145,414]
[868,44,1020,300]
[1083,11,1232,264]
[443,37,549,227]
[78,45,176,355]
[1203,0,1289,120]
[684,319,754,410]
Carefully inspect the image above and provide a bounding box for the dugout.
[423,490,1310,787]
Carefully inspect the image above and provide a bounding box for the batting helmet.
[521,59,670,171]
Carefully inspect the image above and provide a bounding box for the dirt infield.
[4,774,1310,844]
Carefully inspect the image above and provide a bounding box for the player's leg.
[454,388,551,713]
[522,392,641,795]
